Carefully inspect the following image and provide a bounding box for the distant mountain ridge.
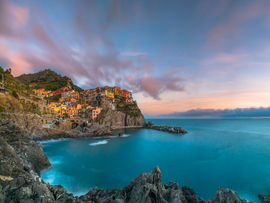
[16,69,83,92]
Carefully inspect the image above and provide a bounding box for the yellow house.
[49,102,57,108]
[61,104,66,110]
[54,107,60,113]
[107,90,114,98]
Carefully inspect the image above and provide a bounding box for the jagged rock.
[119,133,124,137]
[48,184,75,202]
[124,166,166,203]
[164,182,179,190]
[258,194,270,203]
[182,186,200,203]
[0,118,54,203]
[146,121,154,127]
[76,126,82,131]
[94,128,104,136]
[162,182,187,203]
[82,127,93,133]
[209,187,250,203]
[147,123,188,134]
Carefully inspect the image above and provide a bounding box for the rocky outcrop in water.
[77,167,255,203]
[146,121,188,134]
[258,194,270,203]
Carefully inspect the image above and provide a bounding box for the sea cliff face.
[0,113,114,141]
[97,108,146,130]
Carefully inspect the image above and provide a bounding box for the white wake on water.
[39,139,69,144]
[89,140,109,146]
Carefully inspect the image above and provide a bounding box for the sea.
[40,118,270,202]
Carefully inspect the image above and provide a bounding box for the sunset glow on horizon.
[1,0,270,116]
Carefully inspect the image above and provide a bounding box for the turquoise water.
[41,119,270,202]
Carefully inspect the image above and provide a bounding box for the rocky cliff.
[0,113,113,142]
[97,101,146,129]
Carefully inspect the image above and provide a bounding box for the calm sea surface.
[41,119,270,202]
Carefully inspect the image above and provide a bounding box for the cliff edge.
[97,101,146,129]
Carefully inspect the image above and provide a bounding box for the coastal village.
[32,86,133,120]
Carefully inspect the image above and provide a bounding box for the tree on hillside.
[0,66,4,74]
[5,68,11,74]
[12,91,19,99]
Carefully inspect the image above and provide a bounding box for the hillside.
[0,67,43,114]
[16,69,83,92]
[0,67,31,97]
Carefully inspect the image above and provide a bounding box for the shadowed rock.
[209,187,251,203]
[258,194,270,203]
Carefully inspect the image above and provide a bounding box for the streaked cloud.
[120,52,146,56]
[0,0,185,100]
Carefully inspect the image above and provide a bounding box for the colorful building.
[90,106,102,120]
[53,87,69,95]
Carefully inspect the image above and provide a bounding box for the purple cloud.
[0,0,185,100]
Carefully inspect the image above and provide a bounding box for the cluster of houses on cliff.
[33,87,69,98]
[32,86,133,120]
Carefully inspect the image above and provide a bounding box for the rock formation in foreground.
[0,115,267,203]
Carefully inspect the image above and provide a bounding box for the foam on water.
[39,139,68,144]
[49,156,64,165]
[89,140,109,146]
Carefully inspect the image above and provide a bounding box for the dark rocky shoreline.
[0,114,269,202]
[146,121,188,134]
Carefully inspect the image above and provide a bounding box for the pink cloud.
[124,73,184,100]
[203,53,245,65]
[205,1,270,48]
[0,0,29,39]
[0,0,185,101]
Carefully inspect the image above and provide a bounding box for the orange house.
[91,106,102,120]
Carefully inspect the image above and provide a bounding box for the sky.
[0,0,270,116]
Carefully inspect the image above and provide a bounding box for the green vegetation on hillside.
[16,69,83,92]
[0,66,31,97]
[0,94,42,115]
[116,99,142,117]
[44,94,61,103]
